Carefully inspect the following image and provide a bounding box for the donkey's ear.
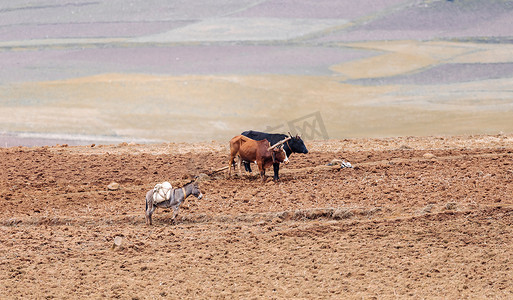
[194,174,208,184]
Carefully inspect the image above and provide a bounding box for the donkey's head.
[190,181,203,200]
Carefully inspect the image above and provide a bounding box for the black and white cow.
[241,130,308,180]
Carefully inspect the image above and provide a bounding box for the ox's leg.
[236,155,244,176]
[257,161,266,182]
[228,155,235,178]
[273,163,280,181]
[243,161,252,173]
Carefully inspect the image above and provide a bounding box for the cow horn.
[268,137,291,150]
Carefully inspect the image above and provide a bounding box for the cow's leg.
[243,161,252,173]
[228,155,235,178]
[236,155,243,176]
[272,163,280,181]
[257,162,266,182]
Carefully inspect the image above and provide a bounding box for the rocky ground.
[1,135,512,298]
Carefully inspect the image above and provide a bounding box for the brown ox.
[228,135,290,182]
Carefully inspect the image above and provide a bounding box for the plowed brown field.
[1,135,513,299]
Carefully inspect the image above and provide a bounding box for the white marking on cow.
[283,150,289,164]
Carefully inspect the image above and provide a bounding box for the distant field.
[1,0,512,145]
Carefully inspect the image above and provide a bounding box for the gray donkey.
[145,181,203,225]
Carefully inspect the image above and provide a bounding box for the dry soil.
[1,135,513,298]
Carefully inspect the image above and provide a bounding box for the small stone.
[113,236,123,246]
[107,182,120,191]
[423,153,436,159]
[112,236,123,250]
